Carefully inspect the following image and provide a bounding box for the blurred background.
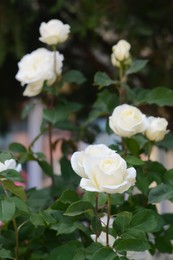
[1,0,173,137]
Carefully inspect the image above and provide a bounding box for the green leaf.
[37,160,54,178]
[9,142,27,153]
[113,211,132,235]
[45,241,82,260]
[125,155,144,166]
[58,190,79,204]
[155,236,173,253]
[87,89,119,124]
[126,59,148,75]
[130,209,160,232]
[124,138,140,156]
[94,72,118,89]
[164,169,173,186]
[40,210,56,226]
[43,102,82,124]
[51,222,78,235]
[116,237,150,252]
[148,183,173,203]
[9,197,28,213]
[30,213,45,227]
[0,248,13,259]
[0,152,12,163]
[91,216,102,236]
[135,87,173,107]
[2,180,26,200]
[0,169,23,182]
[63,70,86,84]
[0,198,15,222]
[91,247,117,260]
[64,201,94,216]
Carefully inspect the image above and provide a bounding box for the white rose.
[0,159,22,172]
[112,40,131,62]
[39,19,70,45]
[16,48,64,96]
[91,232,115,247]
[109,104,147,138]
[71,144,136,194]
[145,116,168,142]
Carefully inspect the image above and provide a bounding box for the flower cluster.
[15,19,70,97]
[71,144,136,194]
[109,103,168,142]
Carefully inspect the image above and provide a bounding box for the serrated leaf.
[126,59,148,75]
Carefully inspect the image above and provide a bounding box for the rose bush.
[0,17,173,260]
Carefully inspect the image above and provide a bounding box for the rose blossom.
[112,40,131,67]
[39,19,70,45]
[0,159,22,172]
[16,48,64,97]
[144,116,169,142]
[71,144,136,194]
[109,104,147,138]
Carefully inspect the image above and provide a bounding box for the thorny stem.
[106,193,111,247]
[0,181,19,260]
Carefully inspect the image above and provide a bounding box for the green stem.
[106,193,111,247]
[13,219,19,260]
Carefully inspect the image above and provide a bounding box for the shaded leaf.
[63,70,86,84]
[126,59,148,75]
[94,72,118,88]
[148,183,173,203]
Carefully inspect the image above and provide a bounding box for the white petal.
[80,178,100,192]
